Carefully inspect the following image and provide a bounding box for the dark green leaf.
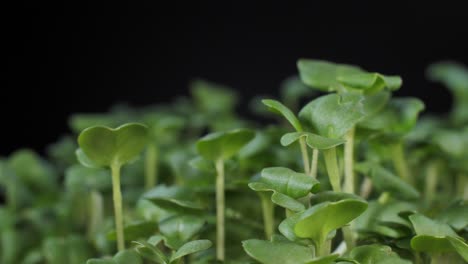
[196,128,255,161]
[170,240,212,262]
[262,99,303,131]
[280,132,345,149]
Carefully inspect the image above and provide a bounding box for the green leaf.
[279,212,311,244]
[280,132,345,149]
[299,94,366,138]
[87,249,143,264]
[143,185,204,213]
[133,240,168,264]
[337,72,402,92]
[294,194,367,245]
[78,123,149,167]
[65,165,111,192]
[191,79,238,114]
[196,128,255,161]
[242,239,315,264]
[409,213,460,254]
[159,214,205,249]
[427,61,468,92]
[436,200,468,231]
[358,98,425,137]
[297,59,363,92]
[354,201,416,239]
[259,167,320,198]
[447,236,468,262]
[346,244,411,264]
[249,167,320,212]
[107,221,158,241]
[43,236,92,264]
[280,76,317,108]
[359,163,420,199]
[262,99,303,131]
[170,240,212,262]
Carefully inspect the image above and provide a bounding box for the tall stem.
[316,239,331,257]
[111,164,125,251]
[144,143,158,190]
[260,193,275,239]
[323,147,342,192]
[424,161,439,204]
[87,190,104,239]
[342,226,355,250]
[215,158,225,261]
[391,142,412,184]
[299,137,311,175]
[310,148,319,179]
[344,127,355,194]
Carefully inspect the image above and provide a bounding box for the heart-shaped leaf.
[78,123,149,168]
[159,214,205,249]
[170,240,212,262]
[107,221,158,241]
[409,213,464,255]
[196,128,255,161]
[299,94,366,138]
[281,132,345,149]
[86,249,142,264]
[262,99,303,132]
[346,244,411,264]
[242,239,315,264]
[358,98,425,137]
[294,193,367,246]
[297,59,363,92]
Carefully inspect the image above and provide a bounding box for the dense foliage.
[1,60,467,263]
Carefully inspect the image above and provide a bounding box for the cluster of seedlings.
[1,59,467,263]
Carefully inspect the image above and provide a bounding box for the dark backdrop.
[2,2,468,155]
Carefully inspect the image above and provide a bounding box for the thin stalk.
[260,193,275,239]
[342,226,355,250]
[457,173,468,200]
[87,190,104,239]
[111,163,125,251]
[316,239,331,257]
[391,142,412,184]
[299,137,311,175]
[309,148,319,179]
[215,158,225,261]
[144,143,158,190]
[344,127,355,194]
[424,161,439,203]
[323,147,342,192]
[359,177,373,199]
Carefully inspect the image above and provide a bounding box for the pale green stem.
[323,147,342,192]
[215,158,225,261]
[316,239,331,257]
[111,164,125,251]
[309,148,319,179]
[260,193,275,239]
[457,173,468,200]
[144,143,158,190]
[87,190,104,239]
[299,137,311,175]
[344,127,355,194]
[359,177,373,199]
[391,142,412,184]
[424,162,439,203]
[342,226,355,250]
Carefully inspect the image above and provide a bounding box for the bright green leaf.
[262,99,303,131]
[78,123,149,167]
[196,128,255,161]
[280,132,345,149]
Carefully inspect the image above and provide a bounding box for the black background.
[2,2,468,155]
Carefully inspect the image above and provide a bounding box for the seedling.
[196,128,254,261]
[77,123,149,251]
[3,59,468,264]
